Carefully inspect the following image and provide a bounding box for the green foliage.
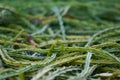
[0,0,120,80]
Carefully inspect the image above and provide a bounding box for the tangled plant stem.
[0,1,120,80]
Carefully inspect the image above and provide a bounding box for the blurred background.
[0,0,120,35]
